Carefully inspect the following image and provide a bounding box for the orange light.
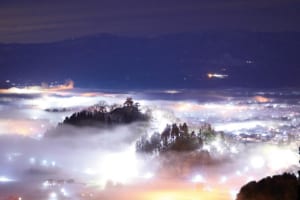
[254,96,269,103]
[207,73,213,78]
[46,80,74,91]
[139,188,231,200]
[0,80,74,95]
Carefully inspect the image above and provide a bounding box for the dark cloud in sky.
[0,0,299,43]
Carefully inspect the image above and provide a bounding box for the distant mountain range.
[0,32,299,89]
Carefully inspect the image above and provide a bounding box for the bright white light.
[207,73,228,79]
[192,174,205,183]
[230,146,238,154]
[29,157,36,164]
[43,181,50,188]
[84,168,96,175]
[202,144,211,152]
[219,176,227,184]
[95,146,139,188]
[211,139,224,153]
[250,156,265,169]
[215,121,268,132]
[42,159,48,166]
[151,109,173,131]
[164,90,181,94]
[247,176,254,182]
[265,146,298,171]
[229,189,239,200]
[27,95,101,110]
[61,188,68,196]
[143,172,154,179]
[0,176,14,182]
[175,102,194,112]
[49,192,57,200]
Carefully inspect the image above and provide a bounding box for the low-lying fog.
[0,85,299,200]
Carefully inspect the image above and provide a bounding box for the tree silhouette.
[59,99,149,128]
[124,97,134,107]
[236,173,299,200]
[136,122,214,153]
[171,123,179,138]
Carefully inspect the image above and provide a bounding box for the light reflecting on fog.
[0,85,299,199]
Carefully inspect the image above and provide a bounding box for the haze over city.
[0,1,299,200]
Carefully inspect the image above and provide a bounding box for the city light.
[207,73,228,79]
[0,87,299,199]
[0,176,14,183]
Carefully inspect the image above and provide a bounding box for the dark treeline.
[61,98,149,127]
[136,122,220,153]
[237,173,300,200]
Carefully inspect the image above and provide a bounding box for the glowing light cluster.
[254,96,270,103]
[207,73,228,79]
[192,174,205,183]
[92,146,139,188]
[250,156,265,169]
[0,176,15,183]
[0,86,299,200]
[0,119,46,136]
[140,187,231,200]
[0,80,74,95]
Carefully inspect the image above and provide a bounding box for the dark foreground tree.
[236,173,299,200]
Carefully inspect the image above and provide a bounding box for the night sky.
[0,0,299,88]
[0,2,300,199]
[0,0,299,43]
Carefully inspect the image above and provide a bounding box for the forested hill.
[60,98,149,127]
